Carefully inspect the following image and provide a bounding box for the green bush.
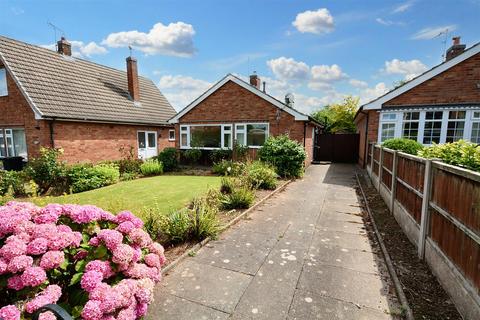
[212,160,246,176]
[158,208,192,244]
[67,163,120,193]
[220,186,255,210]
[25,147,68,194]
[117,158,142,174]
[382,138,423,155]
[220,177,235,194]
[119,172,139,181]
[0,170,28,196]
[140,159,164,176]
[245,161,278,190]
[184,149,202,165]
[233,143,249,161]
[258,135,306,178]
[158,147,178,172]
[419,140,480,171]
[190,197,220,240]
[209,149,232,163]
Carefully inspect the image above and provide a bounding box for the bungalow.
[0,35,176,163]
[169,73,321,164]
[355,37,480,167]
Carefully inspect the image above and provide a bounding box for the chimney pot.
[126,56,140,101]
[249,72,261,90]
[446,36,466,61]
[57,37,72,56]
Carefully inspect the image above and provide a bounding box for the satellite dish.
[285,93,295,106]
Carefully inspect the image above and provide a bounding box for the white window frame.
[378,112,400,143]
[401,111,420,142]
[235,122,269,149]
[445,110,467,143]
[168,129,175,141]
[0,67,7,97]
[179,124,233,150]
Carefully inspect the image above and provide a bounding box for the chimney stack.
[446,36,466,61]
[126,56,140,101]
[249,72,261,90]
[57,37,71,56]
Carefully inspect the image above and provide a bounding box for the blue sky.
[1,0,479,113]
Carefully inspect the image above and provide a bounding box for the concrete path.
[147,164,401,320]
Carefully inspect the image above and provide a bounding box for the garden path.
[147,164,401,319]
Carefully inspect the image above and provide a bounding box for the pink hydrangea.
[128,229,152,247]
[65,205,102,224]
[89,282,110,301]
[21,266,47,287]
[116,303,137,320]
[33,204,62,224]
[124,263,160,281]
[112,243,135,266]
[85,260,114,279]
[81,270,103,293]
[99,289,122,314]
[38,311,56,320]
[26,237,49,255]
[7,275,24,290]
[0,305,21,320]
[25,285,62,313]
[7,255,33,273]
[73,250,88,260]
[116,221,135,234]
[144,253,161,269]
[0,258,8,274]
[31,224,57,240]
[136,302,148,318]
[135,278,155,304]
[148,242,165,256]
[97,229,123,250]
[39,251,65,270]
[88,236,100,246]
[0,236,27,260]
[115,211,144,228]
[81,300,103,320]
[48,232,74,250]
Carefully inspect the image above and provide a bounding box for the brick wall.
[175,80,314,164]
[386,53,480,106]
[356,110,379,167]
[0,64,174,163]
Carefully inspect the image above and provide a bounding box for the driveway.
[147,164,401,319]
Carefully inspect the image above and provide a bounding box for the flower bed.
[0,202,166,320]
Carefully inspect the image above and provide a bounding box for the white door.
[137,131,158,159]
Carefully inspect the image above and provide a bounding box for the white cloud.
[375,18,405,26]
[385,58,428,80]
[411,25,456,40]
[358,82,390,104]
[392,2,413,13]
[41,40,107,58]
[103,22,196,57]
[349,79,368,88]
[311,64,347,83]
[292,8,334,35]
[267,57,310,80]
[157,75,212,110]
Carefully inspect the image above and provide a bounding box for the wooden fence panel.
[367,144,372,167]
[381,151,393,190]
[396,182,423,223]
[373,146,380,175]
[397,156,425,193]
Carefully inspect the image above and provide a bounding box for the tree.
[311,96,359,134]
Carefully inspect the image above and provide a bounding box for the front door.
[137,131,158,159]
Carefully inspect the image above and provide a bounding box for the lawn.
[30,175,221,220]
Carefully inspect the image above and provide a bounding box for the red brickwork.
[175,80,315,164]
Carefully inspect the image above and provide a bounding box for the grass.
[30,175,221,220]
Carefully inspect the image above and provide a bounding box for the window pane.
[403,112,419,120]
[0,68,7,96]
[382,113,396,120]
[190,126,221,148]
[426,111,443,120]
[381,123,395,142]
[180,133,188,147]
[473,111,480,119]
[223,133,232,148]
[402,122,419,140]
[446,121,465,142]
[423,121,442,144]
[147,132,156,148]
[12,129,27,158]
[137,132,146,148]
[169,130,175,140]
[471,123,480,144]
[236,133,245,146]
[247,124,268,146]
[449,111,466,120]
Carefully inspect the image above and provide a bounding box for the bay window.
[423,111,443,144]
[446,111,466,143]
[0,128,27,158]
[402,112,419,141]
[380,113,397,142]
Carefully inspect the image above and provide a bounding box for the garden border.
[161,179,292,275]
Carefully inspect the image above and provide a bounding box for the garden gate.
[313,133,359,163]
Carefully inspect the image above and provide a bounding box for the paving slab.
[311,230,374,252]
[316,218,367,234]
[288,289,396,320]
[297,264,393,312]
[161,260,252,313]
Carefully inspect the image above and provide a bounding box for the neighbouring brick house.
[0,35,176,163]
[169,74,321,164]
[355,37,480,167]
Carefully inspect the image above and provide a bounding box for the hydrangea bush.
[0,201,166,320]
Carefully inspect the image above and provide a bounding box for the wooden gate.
[313,133,359,163]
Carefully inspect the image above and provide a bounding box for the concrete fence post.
[377,146,384,191]
[368,142,374,177]
[390,151,398,213]
[418,159,433,259]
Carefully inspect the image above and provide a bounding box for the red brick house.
[169,74,321,164]
[355,37,480,167]
[0,36,176,163]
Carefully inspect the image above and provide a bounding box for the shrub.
[190,197,220,240]
[258,135,306,178]
[245,161,278,190]
[140,159,164,176]
[25,147,67,194]
[209,149,232,163]
[0,170,28,197]
[220,177,235,194]
[382,138,423,155]
[233,143,249,161]
[158,208,192,244]
[419,140,480,171]
[157,147,178,172]
[0,201,166,319]
[120,172,139,181]
[117,158,142,175]
[212,160,246,176]
[220,186,255,210]
[67,163,120,193]
[183,149,202,165]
